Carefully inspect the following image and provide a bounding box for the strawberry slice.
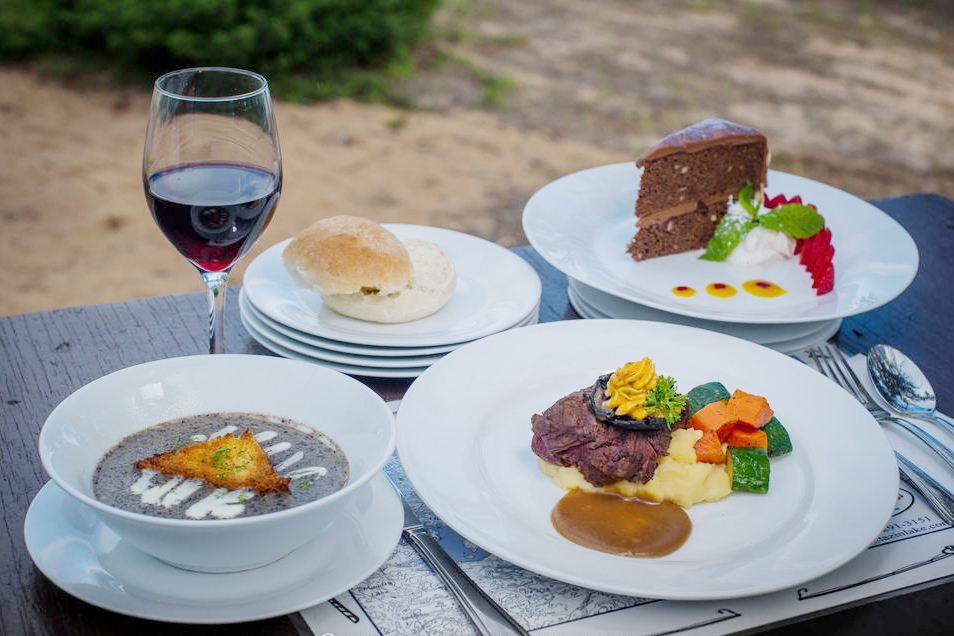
[814,262,835,294]
[758,191,835,295]
[797,227,835,295]
[765,191,816,211]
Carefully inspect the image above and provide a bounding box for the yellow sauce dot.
[672,286,696,297]
[705,283,738,298]
[742,280,787,297]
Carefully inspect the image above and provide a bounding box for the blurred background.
[1,0,951,316]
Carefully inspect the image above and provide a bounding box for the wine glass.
[143,67,282,354]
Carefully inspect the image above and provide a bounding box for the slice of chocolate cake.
[628,119,769,261]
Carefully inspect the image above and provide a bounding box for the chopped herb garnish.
[298,480,312,489]
[207,446,251,473]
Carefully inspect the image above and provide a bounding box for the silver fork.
[809,344,954,473]
[808,344,954,525]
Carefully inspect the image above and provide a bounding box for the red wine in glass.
[143,67,281,354]
[146,161,280,272]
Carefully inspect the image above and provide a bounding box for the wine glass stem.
[201,270,231,354]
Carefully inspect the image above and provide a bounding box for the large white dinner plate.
[24,473,402,624]
[522,163,918,324]
[244,225,542,346]
[396,320,899,600]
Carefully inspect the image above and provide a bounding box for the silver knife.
[389,476,531,636]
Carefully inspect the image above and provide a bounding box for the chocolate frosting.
[636,118,766,166]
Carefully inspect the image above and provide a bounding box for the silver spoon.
[867,344,954,438]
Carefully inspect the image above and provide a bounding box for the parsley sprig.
[644,376,688,426]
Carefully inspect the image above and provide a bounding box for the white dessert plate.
[243,225,542,346]
[522,163,918,324]
[24,473,402,624]
[567,278,842,352]
[396,320,898,600]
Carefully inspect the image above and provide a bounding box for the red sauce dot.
[756,280,771,288]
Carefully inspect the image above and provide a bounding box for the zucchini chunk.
[727,446,770,493]
[685,382,731,419]
[763,417,793,457]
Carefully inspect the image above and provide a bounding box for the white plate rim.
[567,278,842,352]
[567,286,842,354]
[240,291,447,368]
[24,474,401,624]
[240,309,432,378]
[396,319,899,600]
[567,277,833,343]
[243,225,542,346]
[239,288,465,357]
[522,163,918,324]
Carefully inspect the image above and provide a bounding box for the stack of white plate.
[522,163,919,354]
[239,224,542,377]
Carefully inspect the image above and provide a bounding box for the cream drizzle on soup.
[93,413,348,520]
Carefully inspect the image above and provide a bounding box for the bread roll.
[282,216,456,323]
[322,238,456,323]
[282,215,412,296]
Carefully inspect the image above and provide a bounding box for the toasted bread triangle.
[135,429,290,493]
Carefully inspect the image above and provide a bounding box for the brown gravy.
[551,489,691,557]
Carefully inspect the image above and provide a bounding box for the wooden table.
[2,193,952,636]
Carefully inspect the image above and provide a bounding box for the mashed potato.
[539,428,731,507]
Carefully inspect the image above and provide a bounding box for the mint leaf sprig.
[700,182,824,262]
[758,203,824,238]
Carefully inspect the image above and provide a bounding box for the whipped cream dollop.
[722,198,796,266]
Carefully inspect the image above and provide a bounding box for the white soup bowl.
[39,354,396,572]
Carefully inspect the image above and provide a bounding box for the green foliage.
[0,0,441,96]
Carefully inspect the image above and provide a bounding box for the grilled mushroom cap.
[588,373,671,431]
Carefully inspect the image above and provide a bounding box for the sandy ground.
[0,70,620,315]
[1,0,952,316]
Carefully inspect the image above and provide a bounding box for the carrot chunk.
[726,390,774,429]
[694,429,726,464]
[688,400,731,437]
[724,425,768,451]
